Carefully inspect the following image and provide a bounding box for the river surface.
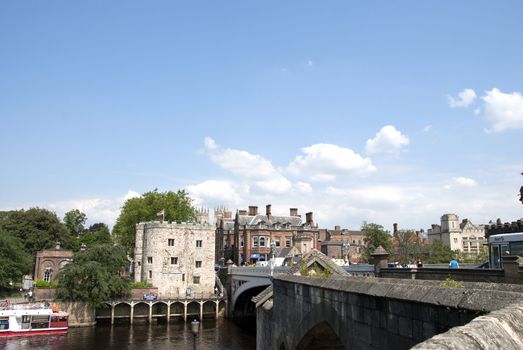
[0,319,256,350]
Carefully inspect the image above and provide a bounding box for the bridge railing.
[230,266,291,277]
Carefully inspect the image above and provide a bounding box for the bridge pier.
[167,301,171,323]
[200,301,203,320]
[148,301,152,323]
[183,302,187,322]
[130,301,134,324]
[111,304,115,325]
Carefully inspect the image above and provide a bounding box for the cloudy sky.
[1,1,522,232]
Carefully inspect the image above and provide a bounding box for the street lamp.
[342,241,350,265]
[191,319,200,350]
[270,241,276,276]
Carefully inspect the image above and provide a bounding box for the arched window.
[259,237,266,247]
[43,268,52,283]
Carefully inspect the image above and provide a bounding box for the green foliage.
[441,276,464,289]
[0,231,32,289]
[361,223,393,262]
[80,223,112,248]
[392,230,422,264]
[56,244,131,307]
[299,261,332,278]
[422,240,454,263]
[63,209,87,237]
[0,208,74,256]
[130,281,153,288]
[112,189,197,255]
[34,278,58,288]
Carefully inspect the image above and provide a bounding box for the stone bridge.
[256,274,523,350]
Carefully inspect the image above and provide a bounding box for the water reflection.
[0,319,255,350]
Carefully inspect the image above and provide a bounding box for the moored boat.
[0,302,68,337]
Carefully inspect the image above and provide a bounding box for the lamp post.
[191,319,200,350]
[342,240,350,265]
[270,241,276,276]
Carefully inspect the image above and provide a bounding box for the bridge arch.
[232,279,271,310]
[289,303,346,349]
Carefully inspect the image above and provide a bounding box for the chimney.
[290,208,298,217]
[393,223,398,234]
[239,210,247,216]
[248,206,258,216]
[335,225,340,231]
[305,212,313,225]
[266,204,272,220]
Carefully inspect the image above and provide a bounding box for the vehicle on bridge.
[489,231,523,268]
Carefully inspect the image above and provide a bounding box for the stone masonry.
[134,221,215,298]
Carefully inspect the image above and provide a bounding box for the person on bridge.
[449,259,459,269]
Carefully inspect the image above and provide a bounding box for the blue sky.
[1,1,522,231]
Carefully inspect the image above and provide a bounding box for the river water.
[0,319,256,350]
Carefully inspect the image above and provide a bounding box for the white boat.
[0,302,68,337]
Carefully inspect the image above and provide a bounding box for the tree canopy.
[64,209,87,237]
[392,230,423,264]
[56,244,130,307]
[112,189,197,255]
[0,208,75,256]
[80,223,112,247]
[361,223,393,262]
[0,231,32,289]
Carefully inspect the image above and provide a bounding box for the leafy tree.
[361,223,393,262]
[0,231,32,289]
[421,239,454,263]
[56,244,130,307]
[63,209,87,237]
[0,208,74,256]
[112,189,197,255]
[80,223,112,247]
[392,230,423,263]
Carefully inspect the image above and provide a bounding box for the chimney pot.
[290,208,298,217]
[266,204,272,218]
[248,206,258,216]
[393,223,398,233]
[305,212,313,225]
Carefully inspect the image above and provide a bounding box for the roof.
[237,214,304,227]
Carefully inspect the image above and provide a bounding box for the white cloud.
[454,177,478,187]
[287,143,376,181]
[448,88,477,108]
[481,88,523,133]
[203,137,292,194]
[365,125,410,154]
[295,181,312,194]
[187,180,243,206]
[444,177,478,190]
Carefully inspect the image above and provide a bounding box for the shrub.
[35,278,58,288]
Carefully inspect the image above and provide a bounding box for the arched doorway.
[296,321,344,350]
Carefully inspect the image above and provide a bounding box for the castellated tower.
[134,221,215,298]
[196,207,210,225]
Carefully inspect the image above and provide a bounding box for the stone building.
[223,205,319,266]
[134,221,215,298]
[319,225,366,263]
[214,207,235,265]
[427,214,486,255]
[34,243,73,283]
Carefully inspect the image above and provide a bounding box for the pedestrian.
[449,258,459,269]
[416,259,423,268]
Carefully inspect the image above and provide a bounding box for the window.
[196,240,202,247]
[43,268,52,283]
[453,238,458,243]
[171,257,178,265]
[148,270,152,279]
[240,237,244,247]
[147,257,153,264]
[285,238,291,248]
[259,237,266,247]
[168,239,175,246]
[275,237,280,247]
[182,274,185,282]
[252,237,259,247]
[193,276,200,284]
[195,261,202,268]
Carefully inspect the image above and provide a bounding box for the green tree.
[112,189,197,255]
[361,223,393,262]
[392,230,422,264]
[63,209,87,237]
[0,208,74,256]
[0,231,32,289]
[56,244,130,307]
[421,239,454,263]
[80,223,112,247]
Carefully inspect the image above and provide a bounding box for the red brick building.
[216,205,319,265]
[319,225,366,263]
